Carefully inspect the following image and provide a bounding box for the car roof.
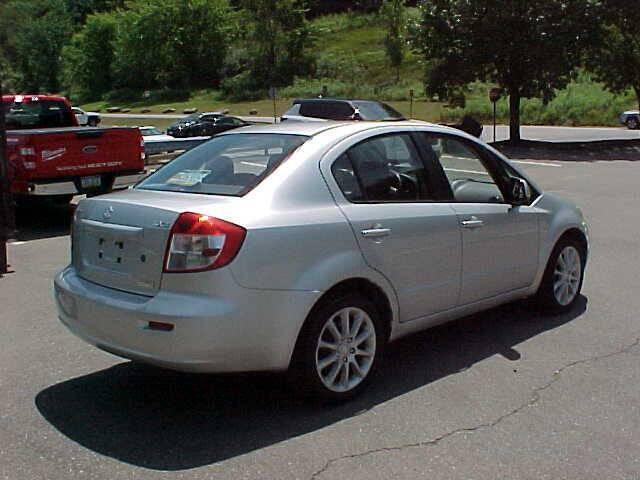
[219,120,449,138]
[292,98,391,105]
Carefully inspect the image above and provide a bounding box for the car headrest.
[208,155,234,178]
[267,153,287,170]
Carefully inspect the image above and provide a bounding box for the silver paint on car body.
[55,121,588,373]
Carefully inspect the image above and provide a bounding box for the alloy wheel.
[553,246,581,306]
[315,307,376,393]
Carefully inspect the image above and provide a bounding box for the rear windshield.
[354,101,405,121]
[137,133,308,196]
[4,99,75,129]
[299,101,355,120]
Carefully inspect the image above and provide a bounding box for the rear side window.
[353,101,405,121]
[137,133,308,196]
[331,154,363,201]
[332,133,434,202]
[4,99,74,129]
[299,101,355,120]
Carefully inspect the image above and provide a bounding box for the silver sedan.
[54,121,589,400]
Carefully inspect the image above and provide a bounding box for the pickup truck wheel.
[88,118,98,127]
[626,117,639,130]
[49,195,74,206]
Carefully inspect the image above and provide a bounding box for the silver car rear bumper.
[54,266,320,373]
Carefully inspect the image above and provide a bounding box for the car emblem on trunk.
[82,145,98,154]
[103,206,114,220]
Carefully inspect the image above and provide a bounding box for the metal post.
[0,80,13,275]
[409,89,414,119]
[493,101,497,143]
[269,86,277,124]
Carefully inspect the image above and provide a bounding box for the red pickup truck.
[3,94,145,203]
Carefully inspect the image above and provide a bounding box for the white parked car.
[72,107,101,127]
[54,121,589,400]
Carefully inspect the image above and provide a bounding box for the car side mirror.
[508,177,529,205]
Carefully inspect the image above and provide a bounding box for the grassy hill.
[89,10,636,128]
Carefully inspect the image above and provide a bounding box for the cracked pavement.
[2,160,640,479]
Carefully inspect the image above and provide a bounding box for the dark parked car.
[281,99,406,122]
[167,113,249,137]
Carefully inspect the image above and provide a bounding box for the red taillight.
[163,212,246,273]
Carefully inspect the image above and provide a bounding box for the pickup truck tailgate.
[9,126,144,182]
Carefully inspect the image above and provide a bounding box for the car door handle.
[361,227,392,238]
[460,217,484,229]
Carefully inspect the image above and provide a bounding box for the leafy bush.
[61,12,117,102]
[111,0,235,90]
[440,76,636,126]
[10,0,72,92]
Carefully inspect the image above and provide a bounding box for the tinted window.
[4,99,74,129]
[217,117,239,126]
[422,134,504,203]
[353,101,405,121]
[299,101,355,120]
[337,133,433,202]
[331,154,363,201]
[137,133,308,196]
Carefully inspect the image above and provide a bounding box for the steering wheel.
[390,170,419,199]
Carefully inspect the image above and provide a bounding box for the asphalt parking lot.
[1,156,639,479]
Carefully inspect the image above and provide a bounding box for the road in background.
[2,158,639,479]
[481,125,639,142]
[104,113,639,142]
[103,112,275,124]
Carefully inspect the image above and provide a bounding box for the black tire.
[88,118,98,127]
[626,117,639,130]
[289,294,385,402]
[532,236,586,314]
[48,194,74,206]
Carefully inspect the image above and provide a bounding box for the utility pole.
[0,79,14,275]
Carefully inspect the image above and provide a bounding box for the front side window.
[333,133,433,202]
[421,134,504,203]
[137,133,308,196]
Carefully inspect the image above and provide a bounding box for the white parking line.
[511,160,562,167]
[444,167,489,175]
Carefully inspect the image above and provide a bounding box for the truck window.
[4,99,75,129]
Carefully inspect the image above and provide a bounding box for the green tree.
[112,0,234,90]
[61,12,117,101]
[381,0,406,83]
[233,0,313,92]
[586,0,640,115]
[9,0,72,92]
[414,0,601,142]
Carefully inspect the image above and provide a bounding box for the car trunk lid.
[73,189,241,296]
